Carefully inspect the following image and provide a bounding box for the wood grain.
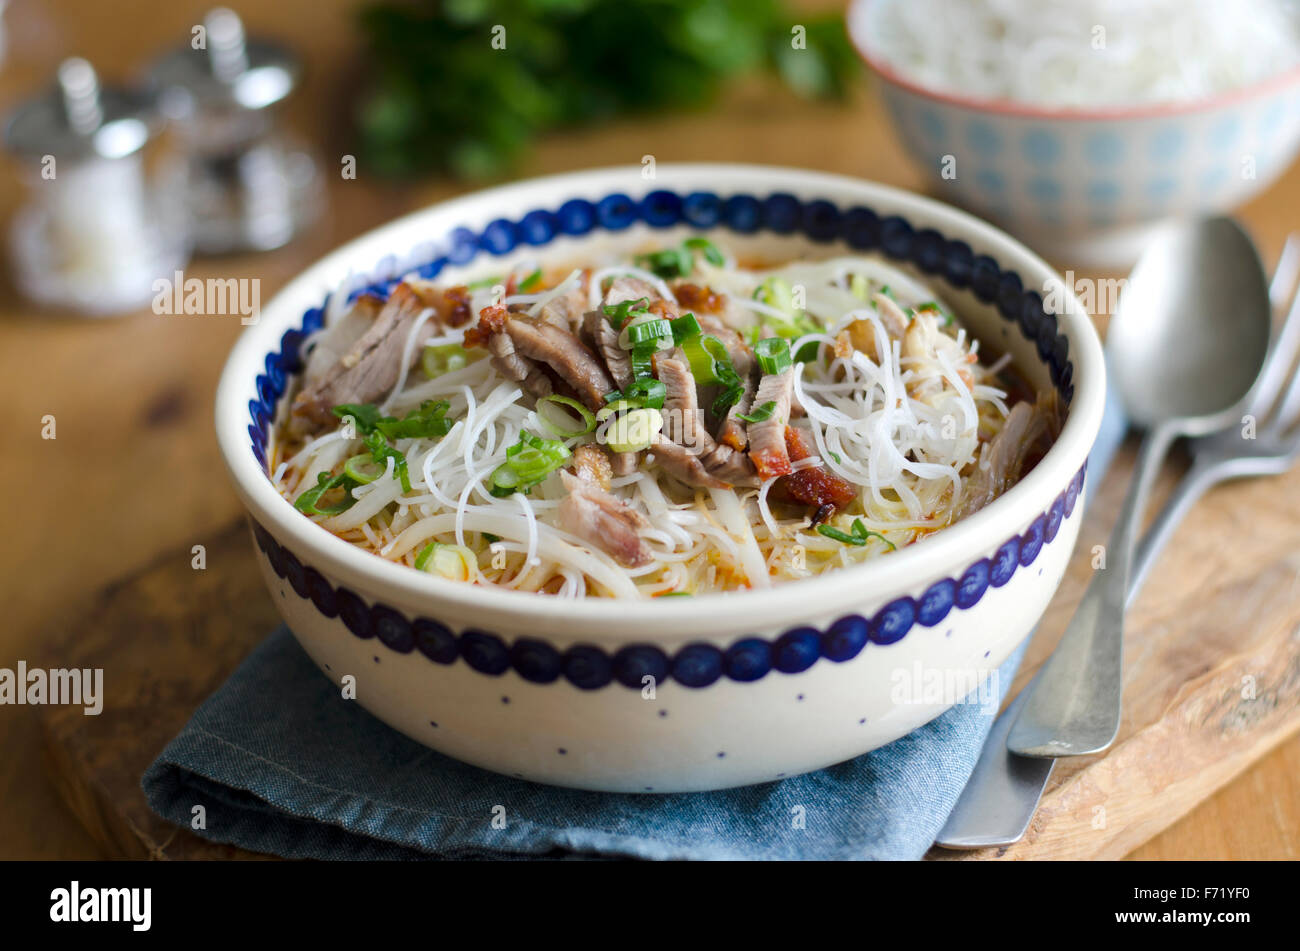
[4,0,1299,859]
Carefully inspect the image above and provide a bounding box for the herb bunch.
[357,0,860,179]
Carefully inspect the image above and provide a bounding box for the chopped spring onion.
[754,276,796,315]
[670,312,702,344]
[332,400,453,441]
[849,273,869,301]
[489,432,571,496]
[635,245,692,279]
[750,278,820,361]
[364,432,412,492]
[606,407,663,453]
[817,518,896,550]
[421,343,471,379]
[293,470,360,516]
[518,268,543,292]
[736,400,778,424]
[603,378,666,411]
[466,275,502,290]
[602,297,649,330]
[415,541,477,581]
[344,453,386,484]
[635,237,725,279]
[683,237,726,267]
[755,336,793,375]
[537,395,596,438]
[680,333,733,385]
[619,317,672,350]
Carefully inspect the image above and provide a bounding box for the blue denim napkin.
[144,376,1127,860]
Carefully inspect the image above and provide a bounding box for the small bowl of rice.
[849,0,1300,266]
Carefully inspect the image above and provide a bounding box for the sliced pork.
[953,391,1059,521]
[290,282,443,435]
[504,317,614,411]
[657,355,710,451]
[746,370,795,479]
[650,437,729,490]
[557,470,653,568]
[582,308,633,391]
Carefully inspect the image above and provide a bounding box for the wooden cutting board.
[38,438,1300,860]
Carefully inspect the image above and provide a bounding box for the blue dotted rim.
[247,188,1085,688]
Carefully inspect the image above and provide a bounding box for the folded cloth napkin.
[144,374,1128,860]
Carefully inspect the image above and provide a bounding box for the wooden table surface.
[1,0,1296,860]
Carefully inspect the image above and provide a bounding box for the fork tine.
[1269,233,1300,310]
[1250,256,1300,420]
[1269,355,1300,434]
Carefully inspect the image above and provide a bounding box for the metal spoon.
[1006,217,1272,758]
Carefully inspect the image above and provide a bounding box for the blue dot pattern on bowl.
[246,188,1087,687]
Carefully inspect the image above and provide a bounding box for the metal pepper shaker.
[3,57,189,315]
[147,7,323,253]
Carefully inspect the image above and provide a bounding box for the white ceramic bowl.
[849,0,1300,267]
[215,164,1105,793]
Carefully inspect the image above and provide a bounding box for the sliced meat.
[903,310,974,399]
[582,308,633,391]
[536,277,589,333]
[656,355,710,451]
[746,370,795,479]
[717,366,758,451]
[700,442,759,486]
[290,282,442,434]
[603,275,662,310]
[650,437,758,489]
[770,426,856,512]
[609,450,640,477]
[505,316,613,411]
[650,437,729,490]
[299,293,383,391]
[846,292,910,363]
[475,305,553,400]
[557,471,653,568]
[953,392,1059,521]
[570,444,613,492]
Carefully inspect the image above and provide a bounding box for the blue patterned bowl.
[215,165,1105,792]
[849,0,1300,267]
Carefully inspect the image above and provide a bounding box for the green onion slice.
[537,395,596,438]
[683,237,726,267]
[421,343,470,379]
[293,471,359,516]
[755,336,793,375]
[623,317,672,347]
[817,519,897,550]
[602,297,650,330]
[489,432,571,496]
[344,453,386,484]
[671,312,702,344]
[518,268,543,292]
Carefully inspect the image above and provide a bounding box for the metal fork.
[936,233,1300,850]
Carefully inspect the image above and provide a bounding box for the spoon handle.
[1005,422,1177,757]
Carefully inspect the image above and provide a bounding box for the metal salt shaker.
[147,7,323,253]
[3,57,189,314]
